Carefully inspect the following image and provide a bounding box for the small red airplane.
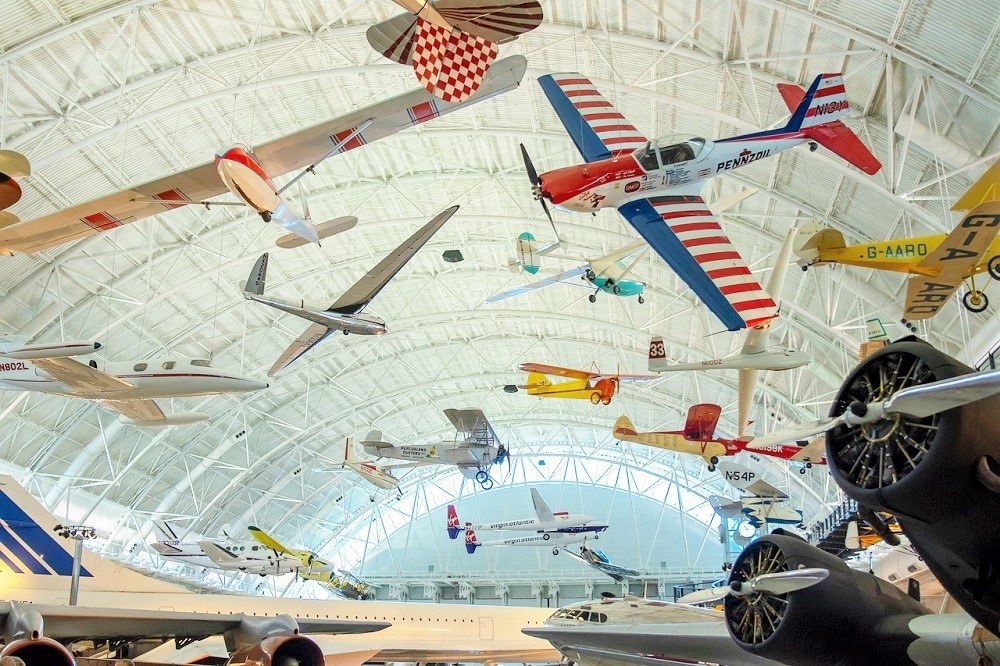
[524,71,881,331]
[518,362,658,405]
[614,404,826,473]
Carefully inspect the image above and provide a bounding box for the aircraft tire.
[475,470,488,483]
[962,289,989,312]
[588,293,597,303]
[553,547,559,555]
[989,255,1000,281]
[710,456,719,465]
[260,210,272,222]
[542,533,550,540]
[638,295,645,304]
[708,464,716,472]
[585,269,596,281]
[481,478,494,490]
[601,395,612,405]
[799,467,807,474]
[612,284,621,294]
[590,391,602,404]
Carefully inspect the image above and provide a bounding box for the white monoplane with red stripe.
[0,56,526,255]
[525,72,882,331]
[368,1,541,102]
[447,488,599,539]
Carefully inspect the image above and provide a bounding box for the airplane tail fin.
[344,438,359,464]
[447,505,461,539]
[363,430,383,445]
[152,519,182,543]
[778,73,881,175]
[952,158,1000,210]
[524,372,551,395]
[515,232,541,274]
[792,223,846,266]
[464,523,480,554]
[0,475,184,595]
[271,202,321,245]
[530,488,556,523]
[244,253,269,296]
[647,335,667,372]
[613,415,637,438]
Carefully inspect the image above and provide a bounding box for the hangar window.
[162,361,175,370]
[133,363,147,371]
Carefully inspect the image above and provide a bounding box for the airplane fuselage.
[472,513,597,533]
[0,357,267,399]
[245,293,387,335]
[539,134,806,213]
[741,497,804,528]
[214,147,281,215]
[816,233,1000,275]
[650,348,813,373]
[347,461,400,489]
[467,526,608,553]
[153,539,297,575]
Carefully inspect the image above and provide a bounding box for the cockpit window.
[191,359,211,367]
[658,141,695,165]
[636,142,659,171]
[133,363,147,372]
[162,361,175,370]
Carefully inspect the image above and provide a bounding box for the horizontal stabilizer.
[276,216,358,248]
[792,223,845,265]
[119,411,209,427]
[805,122,882,175]
[952,158,1000,210]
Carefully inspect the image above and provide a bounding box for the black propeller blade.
[519,143,557,233]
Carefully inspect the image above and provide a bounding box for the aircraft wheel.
[585,269,596,281]
[593,534,598,540]
[475,470,488,484]
[588,293,597,303]
[601,395,612,405]
[638,295,645,304]
[553,547,560,555]
[708,464,716,472]
[589,391,602,404]
[806,462,813,469]
[808,141,819,152]
[612,285,621,294]
[989,255,1000,281]
[481,478,494,490]
[799,467,807,475]
[710,456,719,465]
[260,210,272,222]
[542,533,550,540]
[963,289,989,313]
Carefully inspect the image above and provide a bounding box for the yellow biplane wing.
[903,200,1000,319]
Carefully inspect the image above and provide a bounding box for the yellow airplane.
[794,160,1000,319]
[248,526,375,599]
[518,362,658,405]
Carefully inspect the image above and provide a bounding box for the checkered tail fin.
[410,18,499,103]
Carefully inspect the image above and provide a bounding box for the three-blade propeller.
[677,567,829,605]
[749,368,1000,450]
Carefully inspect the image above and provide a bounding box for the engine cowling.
[825,338,1000,632]
[224,615,324,666]
[0,636,74,666]
[725,532,928,666]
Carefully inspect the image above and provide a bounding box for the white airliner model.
[447,488,598,539]
[647,229,811,436]
[464,522,608,556]
[0,335,266,426]
[244,205,458,376]
[0,474,561,666]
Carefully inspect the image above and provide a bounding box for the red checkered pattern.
[411,18,498,103]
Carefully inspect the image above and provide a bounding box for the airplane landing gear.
[808,141,819,152]
[588,293,597,303]
[552,547,560,555]
[590,391,602,404]
[989,255,1000,280]
[260,210,272,222]
[585,269,596,281]
[475,470,494,490]
[963,289,988,313]
[638,295,645,304]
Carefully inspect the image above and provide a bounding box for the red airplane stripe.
[707,266,752,279]
[603,136,644,145]
[732,298,777,312]
[555,78,592,86]
[659,209,713,221]
[564,88,601,97]
[672,221,720,233]
[82,212,120,231]
[574,100,613,110]
[593,124,640,133]
[695,250,742,263]
[813,84,846,98]
[682,235,730,248]
[583,112,627,121]
[719,282,764,295]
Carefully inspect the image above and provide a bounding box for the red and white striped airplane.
[525,72,881,331]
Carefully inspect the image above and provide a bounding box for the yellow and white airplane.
[795,160,1000,319]
[0,474,561,665]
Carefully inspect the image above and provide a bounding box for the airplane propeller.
[676,567,829,605]
[520,143,558,235]
[748,367,1000,450]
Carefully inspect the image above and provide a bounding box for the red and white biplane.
[368,1,542,102]
[0,56,526,255]
[525,71,882,331]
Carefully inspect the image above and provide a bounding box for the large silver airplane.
[0,474,557,666]
[243,205,458,376]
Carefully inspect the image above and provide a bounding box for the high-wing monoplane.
[361,408,508,489]
[489,239,648,304]
[524,71,881,331]
[714,461,805,529]
[517,362,658,405]
[795,159,1000,319]
[0,332,266,426]
[447,488,600,539]
[244,206,457,376]
[343,438,405,498]
[613,407,826,472]
[561,541,642,582]
[367,1,541,102]
[0,57,525,255]
[647,228,812,436]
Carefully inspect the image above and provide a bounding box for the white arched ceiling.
[2,0,999,588]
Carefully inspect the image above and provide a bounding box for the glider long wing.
[485,265,588,303]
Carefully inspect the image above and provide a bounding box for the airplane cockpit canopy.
[634,138,707,171]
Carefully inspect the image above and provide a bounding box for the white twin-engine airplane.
[453,489,609,555]
[0,474,559,666]
[0,334,266,426]
[150,521,302,576]
[244,205,458,376]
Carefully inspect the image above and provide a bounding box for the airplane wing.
[530,488,556,523]
[537,74,648,162]
[789,437,826,464]
[268,322,334,377]
[618,187,778,331]
[444,408,499,447]
[522,623,779,666]
[0,601,385,645]
[588,240,648,280]
[432,0,543,44]
[485,265,589,303]
[742,227,797,356]
[30,356,134,393]
[902,200,1000,320]
[248,526,295,557]
[2,57,526,255]
[324,206,458,313]
[517,363,596,380]
[744,479,787,499]
[683,403,722,440]
[101,398,167,423]
[618,183,778,331]
[613,372,660,383]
